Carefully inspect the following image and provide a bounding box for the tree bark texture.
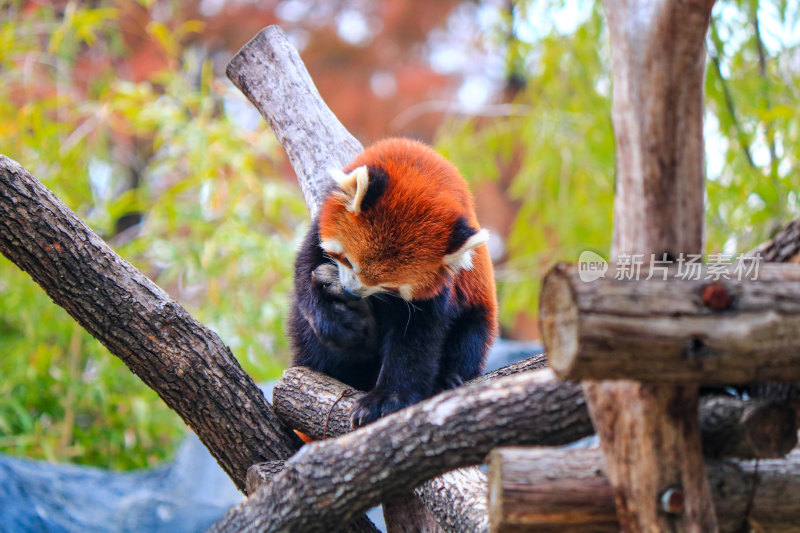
[488,447,800,533]
[699,396,797,459]
[275,365,796,465]
[382,495,446,533]
[258,364,794,533]
[226,25,363,218]
[211,370,592,533]
[272,358,547,533]
[752,218,800,263]
[541,262,800,383]
[0,156,301,492]
[583,0,719,530]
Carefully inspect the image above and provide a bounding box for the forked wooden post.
[582,0,719,530]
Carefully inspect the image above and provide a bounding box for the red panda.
[288,138,498,427]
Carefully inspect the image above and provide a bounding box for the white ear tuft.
[350,166,369,214]
[443,229,490,271]
[328,165,369,214]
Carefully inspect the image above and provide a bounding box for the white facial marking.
[336,262,361,293]
[443,229,490,272]
[320,239,344,254]
[398,284,413,300]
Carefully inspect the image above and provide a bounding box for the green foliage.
[705,0,800,251]
[438,4,615,324]
[0,4,304,469]
[439,0,800,328]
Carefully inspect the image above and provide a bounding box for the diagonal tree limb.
[226,25,362,218]
[0,155,301,492]
[264,355,548,533]
[211,369,591,533]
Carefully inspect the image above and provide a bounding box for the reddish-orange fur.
[318,138,497,329]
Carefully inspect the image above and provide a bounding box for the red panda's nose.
[341,287,362,301]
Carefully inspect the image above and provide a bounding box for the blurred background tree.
[1,0,798,470]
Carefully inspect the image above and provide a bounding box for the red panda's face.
[317,139,488,301]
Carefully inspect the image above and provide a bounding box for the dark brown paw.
[350,389,421,428]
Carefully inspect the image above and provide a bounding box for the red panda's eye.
[330,253,352,269]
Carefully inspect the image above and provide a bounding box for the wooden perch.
[0,156,301,492]
[210,370,592,533]
[541,262,800,382]
[266,356,547,533]
[582,0,719,530]
[241,362,794,530]
[274,365,796,464]
[272,355,550,441]
[488,447,800,532]
[226,25,362,217]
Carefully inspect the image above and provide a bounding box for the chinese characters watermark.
[577,252,761,283]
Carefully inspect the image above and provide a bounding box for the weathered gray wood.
[246,461,286,494]
[584,0,719,530]
[0,156,301,493]
[226,25,363,217]
[414,468,489,533]
[263,364,793,533]
[273,355,550,442]
[210,370,592,533]
[488,447,800,533]
[272,357,545,533]
[541,263,800,383]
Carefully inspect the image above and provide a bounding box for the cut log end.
[539,264,579,379]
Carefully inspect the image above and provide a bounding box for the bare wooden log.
[245,461,382,533]
[210,370,592,533]
[541,262,800,383]
[584,0,719,530]
[0,156,301,492]
[271,365,580,533]
[275,363,797,462]
[273,356,551,442]
[488,447,800,533]
[699,396,797,458]
[272,358,543,533]
[226,25,362,217]
[264,363,793,532]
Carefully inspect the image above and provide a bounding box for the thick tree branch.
[488,447,800,532]
[268,356,546,533]
[226,25,363,217]
[0,156,301,492]
[211,370,591,533]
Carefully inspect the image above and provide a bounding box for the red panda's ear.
[328,165,370,214]
[444,218,489,271]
